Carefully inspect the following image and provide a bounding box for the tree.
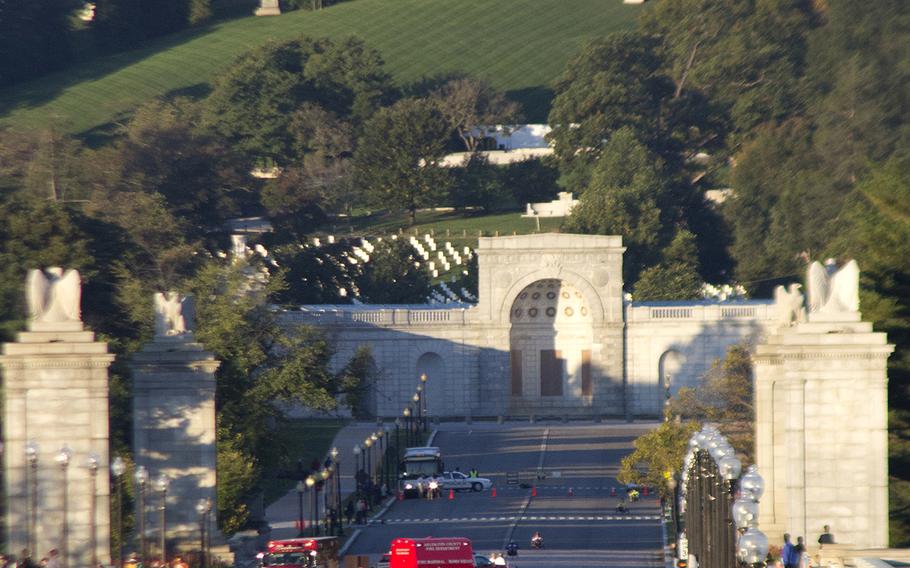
[547,32,678,192]
[563,128,668,284]
[502,157,561,206]
[450,154,510,212]
[804,0,910,185]
[190,262,339,531]
[667,343,755,460]
[640,0,815,137]
[189,0,212,24]
[261,166,330,240]
[618,420,701,497]
[356,240,431,304]
[202,36,391,163]
[335,346,375,418]
[0,0,81,86]
[633,229,702,301]
[355,98,452,224]
[723,120,844,295]
[431,78,521,152]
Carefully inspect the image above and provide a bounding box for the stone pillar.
[754,313,893,548]
[132,336,220,547]
[254,0,281,16]
[1,320,115,566]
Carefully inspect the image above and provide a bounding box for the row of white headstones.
[230,233,478,303]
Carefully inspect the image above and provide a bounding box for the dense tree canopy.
[355,97,452,224]
[0,0,81,86]
[202,36,392,163]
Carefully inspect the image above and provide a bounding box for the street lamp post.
[413,392,421,439]
[296,480,306,537]
[394,419,401,480]
[364,438,373,485]
[135,466,149,566]
[87,454,100,568]
[25,441,39,556]
[420,374,428,431]
[353,444,362,501]
[330,447,342,536]
[195,499,211,568]
[403,407,412,447]
[56,446,72,568]
[305,476,317,537]
[154,474,169,566]
[111,457,126,568]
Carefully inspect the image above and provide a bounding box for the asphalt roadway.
[344,421,665,568]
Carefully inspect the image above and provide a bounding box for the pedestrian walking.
[818,524,835,545]
[782,533,799,568]
[469,468,478,478]
[124,552,142,568]
[356,498,367,524]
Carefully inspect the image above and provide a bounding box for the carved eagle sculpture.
[806,259,860,314]
[773,282,805,327]
[153,291,195,337]
[26,267,82,323]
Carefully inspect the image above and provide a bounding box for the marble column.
[754,312,893,548]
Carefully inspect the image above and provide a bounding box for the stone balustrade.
[625,301,775,323]
[286,306,471,327]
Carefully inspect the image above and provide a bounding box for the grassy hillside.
[0,0,639,135]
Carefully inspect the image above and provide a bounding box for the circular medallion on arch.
[592,269,610,288]
[509,278,590,323]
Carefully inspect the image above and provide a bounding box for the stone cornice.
[754,348,894,363]
[0,354,116,369]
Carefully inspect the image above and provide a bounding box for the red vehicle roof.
[389,538,474,568]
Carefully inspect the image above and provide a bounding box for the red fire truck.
[388,537,475,568]
[259,537,340,568]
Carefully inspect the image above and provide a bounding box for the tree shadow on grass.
[0,20,229,118]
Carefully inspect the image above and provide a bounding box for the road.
[344,421,665,568]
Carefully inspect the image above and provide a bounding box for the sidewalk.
[265,421,388,539]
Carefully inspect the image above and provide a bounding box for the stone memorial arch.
[474,234,627,416]
[287,232,778,419]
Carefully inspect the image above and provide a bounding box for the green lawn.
[0,0,639,135]
[260,418,348,506]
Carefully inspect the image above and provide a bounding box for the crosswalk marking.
[374,515,660,525]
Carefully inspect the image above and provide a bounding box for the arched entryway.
[508,279,594,406]
[416,352,445,419]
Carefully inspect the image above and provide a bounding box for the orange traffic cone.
[449,488,455,500]
[491,487,497,498]
[610,487,616,496]
[531,486,537,497]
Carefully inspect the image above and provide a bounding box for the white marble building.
[285,234,777,418]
